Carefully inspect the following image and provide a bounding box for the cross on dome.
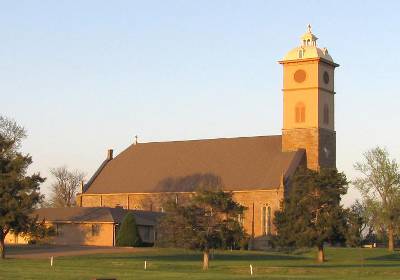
[301,24,318,47]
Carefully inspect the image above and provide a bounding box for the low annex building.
[6,207,161,246]
[76,26,339,248]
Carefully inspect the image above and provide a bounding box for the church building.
[77,26,339,247]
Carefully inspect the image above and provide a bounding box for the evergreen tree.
[344,201,366,247]
[116,212,142,247]
[0,116,45,259]
[274,168,348,262]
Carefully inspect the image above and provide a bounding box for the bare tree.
[49,166,85,207]
[0,115,26,154]
[354,147,400,251]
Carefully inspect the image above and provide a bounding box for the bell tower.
[279,25,339,170]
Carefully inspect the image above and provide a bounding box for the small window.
[91,224,100,236]
[323,104,329,125]
[298,49,303,58]
[143,226,151,241]
[56,224,63,236]
[295,102,306,123]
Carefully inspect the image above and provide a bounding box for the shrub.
[116,212,142,247]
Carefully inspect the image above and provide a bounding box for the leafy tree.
[353,147,400,251]
[116,212,142,247]
[158,189,246,270]
[345,201,367,247]
[0,116,45,259]
[49,166,85,207]
[274,168,348,262]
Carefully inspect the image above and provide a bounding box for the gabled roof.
[34,207,161,226]
[84,135,305,194]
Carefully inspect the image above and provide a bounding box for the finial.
[80,181,85,193]
[307,24,312,33]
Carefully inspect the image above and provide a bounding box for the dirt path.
[6,245,153,259]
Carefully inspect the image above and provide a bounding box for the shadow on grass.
[84,252,307,262]
[283,263,400,269]
[366,252,400,261]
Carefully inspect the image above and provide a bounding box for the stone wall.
[282,127,336,170]
[318,128,336,168]
[78,188,284,238]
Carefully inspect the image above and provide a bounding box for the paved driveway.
[6,245,152,259]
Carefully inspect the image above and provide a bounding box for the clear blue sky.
[1,1,400,206]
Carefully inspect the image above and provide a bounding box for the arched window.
[298,49,303,58]
[261,206,267,235]
[295,102,306,123]
[323,104,329,125]
[261,205,272,235]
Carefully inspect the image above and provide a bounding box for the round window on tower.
[323,71,330,84]
[294,70,306,83]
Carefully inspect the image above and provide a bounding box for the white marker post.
[249,264,253,276]
[144,260,147,270]
[50,256,54,267]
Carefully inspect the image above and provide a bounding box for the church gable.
[83,135,304,194]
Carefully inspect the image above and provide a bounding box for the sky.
[1,0,400,206]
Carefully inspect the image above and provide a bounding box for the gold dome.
[282,25,333,62]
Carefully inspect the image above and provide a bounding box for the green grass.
[1,247,400,280]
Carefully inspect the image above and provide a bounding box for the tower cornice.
[278,57,339,67]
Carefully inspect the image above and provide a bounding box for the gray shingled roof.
[83,135,304,194]
[34,207,161,226]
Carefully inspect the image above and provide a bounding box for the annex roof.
[34,207,160,226]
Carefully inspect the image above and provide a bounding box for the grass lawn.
[0,247,399,280]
